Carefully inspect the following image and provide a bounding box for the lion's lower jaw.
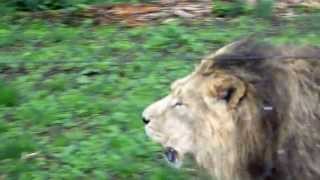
[165,158,183,169]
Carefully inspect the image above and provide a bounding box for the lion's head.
[142,39,320,180]
[142,40,266,178]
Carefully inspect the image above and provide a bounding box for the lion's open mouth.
[164,147,182,168]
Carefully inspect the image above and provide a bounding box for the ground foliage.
[1,1,320,179]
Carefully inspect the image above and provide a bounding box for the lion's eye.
[173,101,184,107]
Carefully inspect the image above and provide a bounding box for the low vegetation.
[1,1,320,179]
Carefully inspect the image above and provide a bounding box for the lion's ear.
[214,77,246,109]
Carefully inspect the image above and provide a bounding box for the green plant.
[0,135,37,160]
[213,0,253,17]
[10,0,71,11]
[254,0,274,18]
[7,0,153,11]
[0,80,19,107]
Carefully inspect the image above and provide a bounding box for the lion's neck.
[194,103,268,180]
[194,119,246,180]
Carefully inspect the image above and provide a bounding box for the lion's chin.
[164,147,183,168]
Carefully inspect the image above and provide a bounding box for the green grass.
[1,13,320,179]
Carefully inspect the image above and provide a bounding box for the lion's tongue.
[164,147,178,163]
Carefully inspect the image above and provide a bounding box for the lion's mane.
[196,39,320,180]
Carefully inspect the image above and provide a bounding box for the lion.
[142,39,320,180]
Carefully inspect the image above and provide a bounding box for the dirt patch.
[14,0,320,26]
[29,1,211,26]
[0,65,28,79]
[42,66,80,79]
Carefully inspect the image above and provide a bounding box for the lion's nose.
[142,116,150,124]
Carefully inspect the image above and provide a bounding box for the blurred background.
[0,0,319,179]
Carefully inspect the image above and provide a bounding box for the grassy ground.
[1,13,320,179]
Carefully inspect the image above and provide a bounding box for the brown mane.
[199,39,320,180]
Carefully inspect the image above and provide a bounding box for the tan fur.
[142,40,320,180]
